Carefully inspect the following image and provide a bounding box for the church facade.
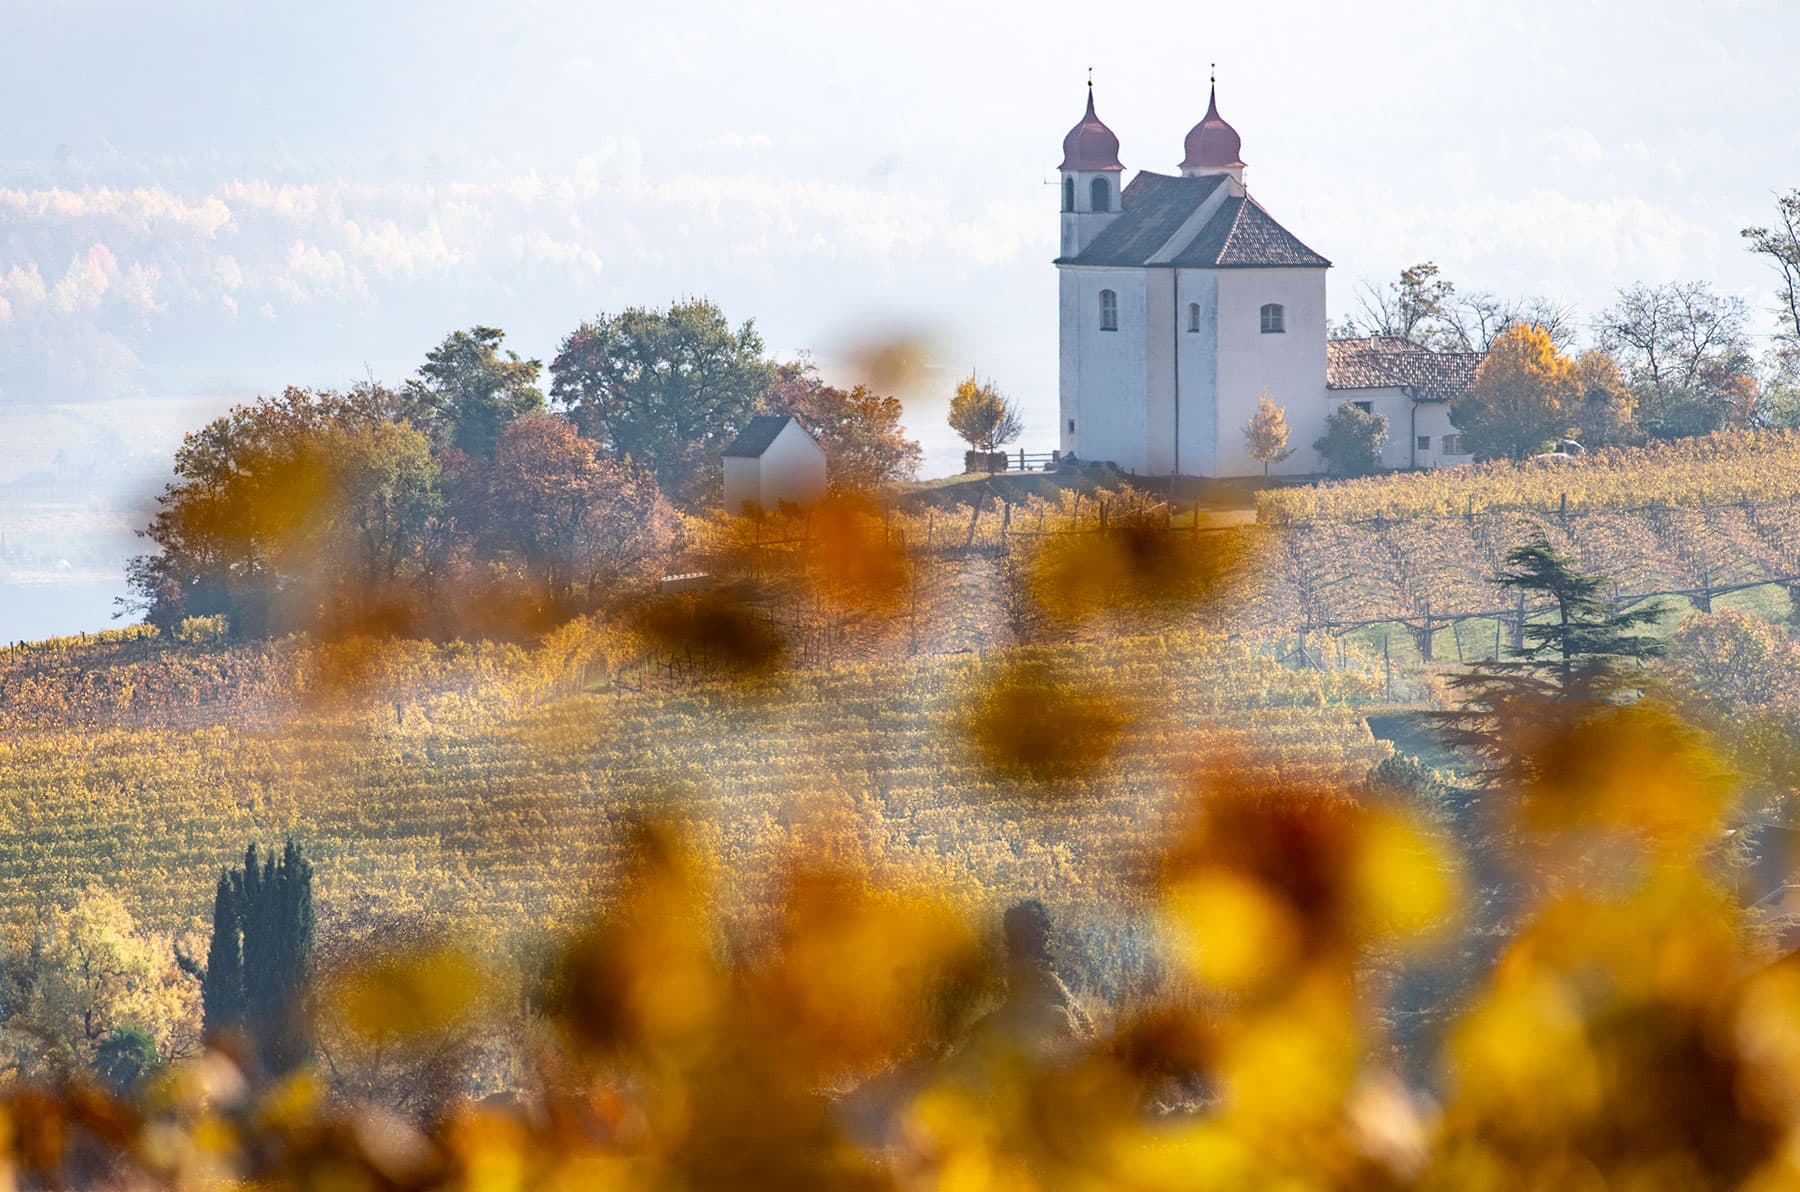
[1055,83,1482,478]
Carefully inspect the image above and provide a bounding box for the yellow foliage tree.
[3,887,199,1079]
[1453,323,1580,460]
[1243,390,1295,478]
[947,375,1023,462]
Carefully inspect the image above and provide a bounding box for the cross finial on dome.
[1210,62,1216,86]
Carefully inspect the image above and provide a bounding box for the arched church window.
[1187,302,1201,333]
[1090,177,1110,213]
[1099,289,1118,332]
[1260,303,1285,334]
[1062,177,1075,213]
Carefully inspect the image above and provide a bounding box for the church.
[1056,81,1482,478]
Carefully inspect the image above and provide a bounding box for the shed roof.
[723,414,816,458]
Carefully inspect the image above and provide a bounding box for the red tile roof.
[1326,337,1484,402]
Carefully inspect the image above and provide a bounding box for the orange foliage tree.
[1453,324,1579,460]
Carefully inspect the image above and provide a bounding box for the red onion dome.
[1180,84,1244,171]
[1059,86,1124,172]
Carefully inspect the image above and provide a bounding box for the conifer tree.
[192,839,315,1073]
[1440,536,1663,781]
[199,872,242,1038]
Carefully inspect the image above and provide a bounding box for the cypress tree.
[198,872,242,1038]
[198,839,316,1074]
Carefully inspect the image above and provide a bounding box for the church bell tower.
[1058,81,1125,257]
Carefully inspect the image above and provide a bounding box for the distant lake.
[0,579,132,644]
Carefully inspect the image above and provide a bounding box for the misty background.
[2,0,1795,640]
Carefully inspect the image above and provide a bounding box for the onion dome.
[1180,83,1245,172]
[1059,84,1124,172]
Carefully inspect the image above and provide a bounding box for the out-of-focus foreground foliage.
[4,706,1798,1189]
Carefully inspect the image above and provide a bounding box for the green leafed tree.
[548,300,775,506]
[1311,403,1387,477]
[406,326,544,459]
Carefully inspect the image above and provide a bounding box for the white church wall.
[1065,266,1149,472]
[1058,270,1080,458]
[1175,269,1220,476]
[1144,270,1177,475]
[1212,267,1329,477]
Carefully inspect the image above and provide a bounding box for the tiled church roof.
[1326,336,1484,403]
[1059,174,1226,267]
[1055,173,1329,269]
[1172,196,1331,269]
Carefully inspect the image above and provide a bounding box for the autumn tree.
[1571,349,1638,448]
[1312,403,1387,477]
[1242,390,1294,478]
[764,361,922,492]
[948,375,1023,464]
[1596,282,1754,436]
[548,299,774,506]
[2,887,197,1079]
[406,327,544,459]
[1452,324,1578,460]
[487,414,677,607]
[127,386,434,635]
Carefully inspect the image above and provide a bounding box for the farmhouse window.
[1260,303,1285,334]
[1443,434,1467,455]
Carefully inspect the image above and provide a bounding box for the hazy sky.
[2,0,1798,477]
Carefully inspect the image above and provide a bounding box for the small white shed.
[722,415,827,514]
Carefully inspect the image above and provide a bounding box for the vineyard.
[0,626,1388,979]
[1256,430,1800,522]
[1229,434,1800,660]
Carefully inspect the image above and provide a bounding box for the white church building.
[1056,82,1483,477]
